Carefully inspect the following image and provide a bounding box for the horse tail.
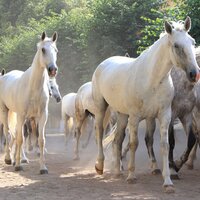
[103,123,117,149]
[68,117,74,136]
[103,107,112,133]
[63,114,74,144]
[81,116,93,148]
[8,111,17,137]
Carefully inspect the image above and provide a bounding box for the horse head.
[49,77,62,103]
[37,32,58,77]
[165,16,199,83]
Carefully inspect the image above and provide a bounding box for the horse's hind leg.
[64,115,71,145]
[0,106,12,165]
[126,115,139,183]
[0,123,4,152]
[81,116,93,149]
[175,115,196,171]
[112,113,128,176]
[145,118,161,174]
[38,111,48,174]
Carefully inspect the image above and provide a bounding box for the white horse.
[74,82,95,160]
[61,92,77,143]
[48,77,62,103]
[74,81,114,160]
[23,76,62,155]
[0,32,58,174]
[92,17,199,192]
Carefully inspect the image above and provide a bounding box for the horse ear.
[41,32,46,41]
[184,16,191,32]
[52,32,58,42]
[165,21,172,35]
[1,68,6,75]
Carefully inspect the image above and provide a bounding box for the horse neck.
[143,35,173,87]
[29,51,47,90]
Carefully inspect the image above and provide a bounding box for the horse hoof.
[163,185,175,193]
[15,166,23,171]
[40,169,48,174]
[170,174,180,180]
[152,169,161,175]
[21,159,29,164]
[95,165,103,175]
[174,160,182,170]
[5,159,12,165]
[185,163,193,170]
[126,177,137,184]
[73,156,80,161]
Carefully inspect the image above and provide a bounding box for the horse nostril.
[189,70,197,82]
[57,97,61,103]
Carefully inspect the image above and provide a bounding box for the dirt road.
[0,123,200,200]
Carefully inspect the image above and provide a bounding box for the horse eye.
[42,48,46,54]
[51,86,53,89]
[174,43,179,49]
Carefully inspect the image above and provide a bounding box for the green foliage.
[182,0,200,44]
[137,1,186,53]
[0,0,199,94]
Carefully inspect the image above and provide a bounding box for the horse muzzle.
[56,96,62,103]
[48,64,58,77]
[187,69,199,83]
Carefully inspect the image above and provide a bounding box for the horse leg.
[185,141,198,169]
[20,142,29,164]
[74,115,85,160]
[126,115,139,184]
[81,116,93,149]
[38,111,48,174]
[0,123,4,152]
[158,108,174,193]
[27,121,34,152]
[64,115,70,144]
[175,115,196,171]
[112,113,128,176]
[168,121,179,179]
[9,134,16,165]
[0,106,12,165]
[15,115,24,171]
[145,118,161,174]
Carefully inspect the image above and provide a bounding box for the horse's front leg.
[112,113,128,176]
[145,118,161,174]
[1,109,12,165]
[126,115,139,184]
[168,121,179,179]
[38,111,48,174]
[15,115,25,171]
[158,108,174,193]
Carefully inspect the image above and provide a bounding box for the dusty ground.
[0,122,200,200]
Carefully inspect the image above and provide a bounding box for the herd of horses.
[0,16,200,193]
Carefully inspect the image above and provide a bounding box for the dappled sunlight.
[0,169,39,188]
